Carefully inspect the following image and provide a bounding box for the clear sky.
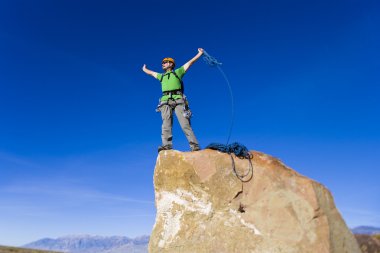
[1,0,379,247]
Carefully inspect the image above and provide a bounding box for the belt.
[162,90,183,96]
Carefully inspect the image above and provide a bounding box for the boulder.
[149,149,361,253]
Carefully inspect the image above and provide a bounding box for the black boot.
[158,145,173,153]
[190,144,201,151]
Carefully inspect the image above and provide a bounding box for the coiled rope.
[206,142,253,182]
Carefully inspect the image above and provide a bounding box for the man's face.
[162,61,173,71]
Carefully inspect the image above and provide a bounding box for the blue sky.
[1,0,379,246]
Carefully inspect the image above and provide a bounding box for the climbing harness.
[162,90,183,96]
[155,95,192,119]
[206,142,254,182]
[156,98,192,119]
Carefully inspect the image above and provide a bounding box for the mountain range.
[20,226,380,253]
[351,226,380,235]
[23,235,149,253]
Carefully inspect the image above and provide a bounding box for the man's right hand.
[142,64,158,79]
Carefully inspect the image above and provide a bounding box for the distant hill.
[19,225,380,253]
[23,235,149,253]
[0,245,62,253]
[352,226,380,235]
[354,234,380,253]
[352,227,380,253]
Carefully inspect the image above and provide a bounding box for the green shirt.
[157,66,185,101]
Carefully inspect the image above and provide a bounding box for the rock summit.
[149,149,360,253]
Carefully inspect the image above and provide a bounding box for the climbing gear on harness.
[155,96,193,119]
[162,57,175,66]
[202,50,234,145]
[156,97,183,111]
[182,96,192,119]
[206,142,254,182]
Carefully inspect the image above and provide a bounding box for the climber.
[142,48,204,152]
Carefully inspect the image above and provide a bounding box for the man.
[142,48,204,152]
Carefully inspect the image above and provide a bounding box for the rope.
[206,142,253,182]
[202,50,234,145]
[202,51,252,182]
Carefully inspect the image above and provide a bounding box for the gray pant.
[160,101,199,149]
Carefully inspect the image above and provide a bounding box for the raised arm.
[142,64,158,79]
[183,48,204,72]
